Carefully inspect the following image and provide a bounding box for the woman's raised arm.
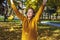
[33,0,47,21]
[10,0,27,21]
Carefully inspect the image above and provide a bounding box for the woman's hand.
[43,0,47,5]
[10,0,14,4]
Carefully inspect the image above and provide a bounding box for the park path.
[41,21,60,27]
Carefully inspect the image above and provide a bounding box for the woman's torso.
[21,19,38,40]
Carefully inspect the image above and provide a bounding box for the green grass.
[0,17,4,21]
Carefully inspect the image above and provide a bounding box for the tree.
[0,0,5,15]
[0,0,4,4]
[24,0,41,12]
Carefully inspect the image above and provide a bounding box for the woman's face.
[27,9,34,19]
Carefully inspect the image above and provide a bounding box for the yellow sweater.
[11,1,45,40]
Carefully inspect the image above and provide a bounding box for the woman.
[10,0,47,40]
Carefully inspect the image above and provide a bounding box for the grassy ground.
[0,21,60,40]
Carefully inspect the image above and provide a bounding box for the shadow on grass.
[38,24,60,40]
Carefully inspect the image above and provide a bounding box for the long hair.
[26,7,36,19]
